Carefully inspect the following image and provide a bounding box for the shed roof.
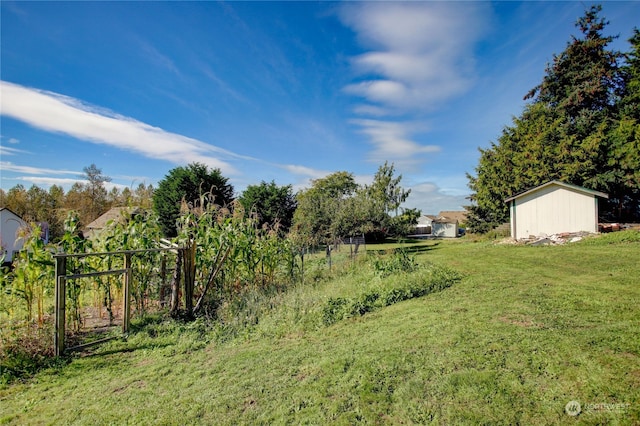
[433,216,458,224]
[504,180,608,203]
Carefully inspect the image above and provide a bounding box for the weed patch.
[0,319,66,384]
[322,263,462,326]
[577,229,640,245]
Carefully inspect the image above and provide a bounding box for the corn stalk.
[9,223,54,324]
[58,213,93,332]
[176,198,301,318]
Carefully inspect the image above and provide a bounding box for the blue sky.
[1,1,639,215]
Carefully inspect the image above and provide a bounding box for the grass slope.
[1,234,638,425]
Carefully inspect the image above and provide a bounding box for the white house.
[504,181,608,240]
[1,208,27,263]
[414,215,436,235]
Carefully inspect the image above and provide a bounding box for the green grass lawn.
[1,233,638,425]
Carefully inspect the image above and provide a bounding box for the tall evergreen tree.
[238,181,297,233]
[604,28,640,221]
[619,28,640,119]
[153,163,234,237]
[467,5,637,232]
[525,6,623,127]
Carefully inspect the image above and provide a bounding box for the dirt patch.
[243,398,258,412]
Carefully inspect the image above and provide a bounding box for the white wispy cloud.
[0,80,253,175]
[279,165,329,194]
[104,181,130,191]
[338,3,489,168]
[198,62,250,105]
[352,104,390,117]
[404,180,469,214]
[0,146,27,156]
[339,2,489,111]
[16,176,87,187]
[350,119,439,167]
[283,164,329,180]
[17,176,128,191]
[135,37,182,76]
[0,161,82,176]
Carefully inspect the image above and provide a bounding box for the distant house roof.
[83,206,142,238]
[504,180,608,203]
[436,210,467,224]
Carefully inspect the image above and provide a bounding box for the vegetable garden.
[1,201,310,378]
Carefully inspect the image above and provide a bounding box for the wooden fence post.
[300,248,305,284]
[170,249,182,316]
[160,255,167,307]
[123,253,132,334]
[183,240,196,318]
[54,256,66,357]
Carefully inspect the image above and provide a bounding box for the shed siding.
[513,186,597,239]
[432,222,458,238]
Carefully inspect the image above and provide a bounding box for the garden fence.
[53,246,184,356]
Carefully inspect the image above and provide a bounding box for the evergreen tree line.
[466,5,640,233]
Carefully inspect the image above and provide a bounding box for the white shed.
[505,181,608,240]
[432,217,459,238]
[1,208,27,263]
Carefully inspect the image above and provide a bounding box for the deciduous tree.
[292,164,415,244]
[291,171,358,246]
[83,164,111,223]
[366,161,411,216]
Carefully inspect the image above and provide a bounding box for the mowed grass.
[1,233,639,425]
